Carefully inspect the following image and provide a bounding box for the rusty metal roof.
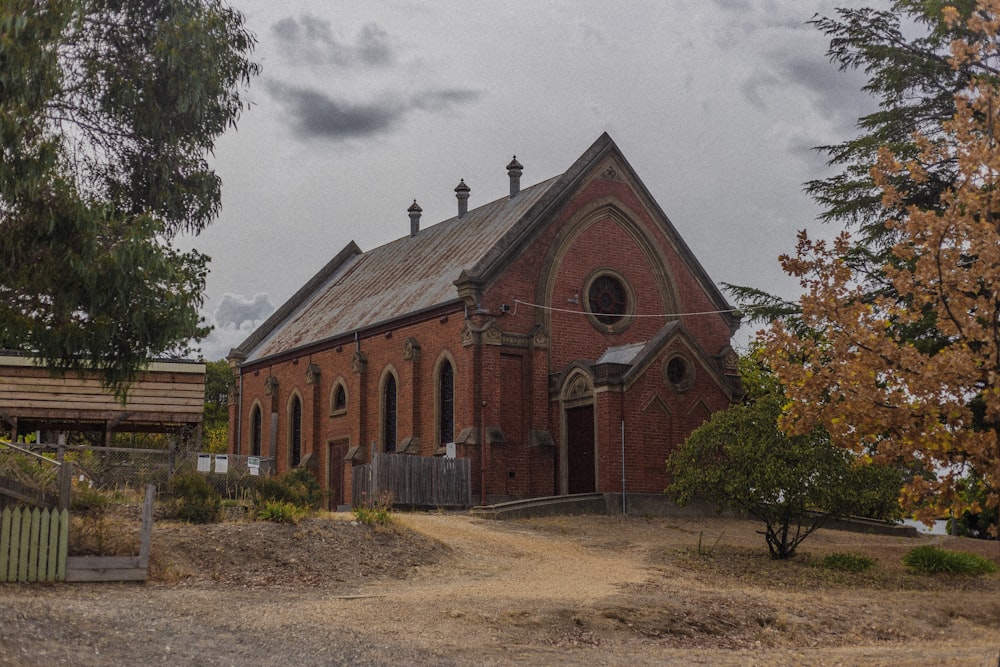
[243,176,561,363]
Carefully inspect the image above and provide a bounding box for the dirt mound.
[149,515,451,589]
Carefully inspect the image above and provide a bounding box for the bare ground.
[2,511,1000,666]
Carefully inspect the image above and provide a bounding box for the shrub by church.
[228,133,741,507]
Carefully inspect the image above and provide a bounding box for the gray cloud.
[265,82,482,141]
[412,89,482,111]
[214,292,275,329]
[271,16,395,67]
[780,54,873,133]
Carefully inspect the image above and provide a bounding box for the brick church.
[227,133,741,507]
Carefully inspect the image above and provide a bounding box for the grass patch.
[821,552,876,572]
[902,545,998,575]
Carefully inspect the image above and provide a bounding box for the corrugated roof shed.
[243,176,560,362]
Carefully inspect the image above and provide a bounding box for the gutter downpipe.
[237,366,243,456]
[620,384,626,516]
[481,400,487,506]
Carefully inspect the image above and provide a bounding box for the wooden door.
[327,442,348,510]
[566,406,595,494]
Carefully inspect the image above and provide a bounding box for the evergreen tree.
[731,1,978,327]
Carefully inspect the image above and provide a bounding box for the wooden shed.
[0,353,205,445]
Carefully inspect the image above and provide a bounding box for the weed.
[902,545,998,575]
[257,500,307,524]
[353,491,393,527]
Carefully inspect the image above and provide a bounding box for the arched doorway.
[559,370,596,494]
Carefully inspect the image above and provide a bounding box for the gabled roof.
[591,321,739,400]
[235,133,735,365]
[237,175,561,363]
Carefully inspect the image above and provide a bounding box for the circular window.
[664,355,694,392]
[584,271,634,332]
[589,276,627,324]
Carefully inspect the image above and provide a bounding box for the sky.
[183,0,885,361]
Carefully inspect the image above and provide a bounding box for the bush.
[257,500,307,524]
[253,468,321,510]
[169,471,221,524]
[902,545,998,575]
[822,552,876,572]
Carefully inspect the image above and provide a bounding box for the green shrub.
[281,468,322,508]
[902,545,998,575]
[169,471,221,524]
[253,468,321,509]
[257,500,307,524]
[822,552,876,572]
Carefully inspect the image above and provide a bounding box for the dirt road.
[2,512,999,666]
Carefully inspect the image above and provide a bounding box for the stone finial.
[408,199,422,237]
[507,156,522,198]
[455,179,470,218]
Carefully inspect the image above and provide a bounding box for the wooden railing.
[353,453,471,508]
[0,440,72,510]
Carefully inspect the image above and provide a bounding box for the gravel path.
[2,513,999,666]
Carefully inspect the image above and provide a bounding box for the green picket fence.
[0,506,69,582]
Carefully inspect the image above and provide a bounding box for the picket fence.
[353,453,471,508]
[0,506,69,583]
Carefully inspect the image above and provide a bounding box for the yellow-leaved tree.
[763,2,1000,526]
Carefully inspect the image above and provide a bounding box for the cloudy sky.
[183,0,885,360]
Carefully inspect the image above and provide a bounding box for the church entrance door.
[565,405,595,494]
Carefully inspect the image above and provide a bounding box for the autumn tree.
[0,0,258,394]
[764,2,1000,525]
[667,350,901,559]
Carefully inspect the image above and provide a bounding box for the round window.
[583,270,635,332]
[664,355,694,392]
[588,276,627,324]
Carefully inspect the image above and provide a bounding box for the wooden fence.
[353,453,471,508]
[0,506,69,582]
[64,484,155,583]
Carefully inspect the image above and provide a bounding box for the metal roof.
[244,176,560,362]
[595,341,649,365]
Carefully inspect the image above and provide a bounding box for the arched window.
[250,405,262,457]
[439,360,454,445]
[290,395,302,467]
[383,374,397,452]
[331,382,347,415]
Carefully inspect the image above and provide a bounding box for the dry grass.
[5,510,1000,666]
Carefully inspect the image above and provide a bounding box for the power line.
[512,299,739,318]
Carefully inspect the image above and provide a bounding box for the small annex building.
[228,133,741,507]
[0,353,205,445]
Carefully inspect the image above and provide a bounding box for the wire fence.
[0,443,276,498]
[175,451,276,498]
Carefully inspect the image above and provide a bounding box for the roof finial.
[507,156,523,198]
[455,179,470,218]
[408,199,422,237]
